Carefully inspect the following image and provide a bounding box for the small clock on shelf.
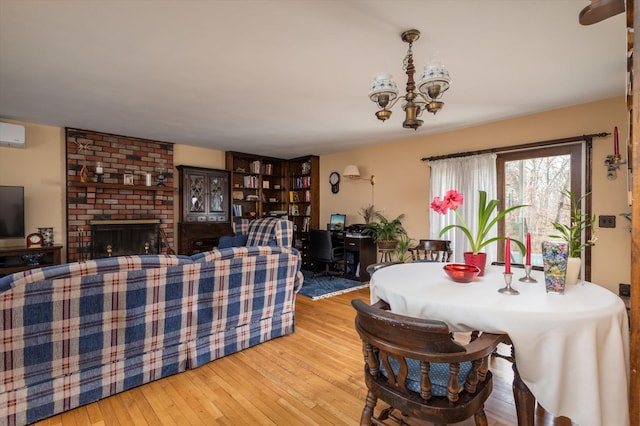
[329,171,340,194]
[26,233,44,248]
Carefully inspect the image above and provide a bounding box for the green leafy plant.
[394,233,414,263]
[431,189,526,255]
[549,190,596,258]
[363,212,407,243]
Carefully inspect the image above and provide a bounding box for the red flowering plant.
[431,189,526,255]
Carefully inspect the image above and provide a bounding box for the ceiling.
[0,0,627,158]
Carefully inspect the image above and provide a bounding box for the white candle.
[146,173,152,186]
[96,162,103,174]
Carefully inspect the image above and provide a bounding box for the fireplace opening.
[91,219,161,259]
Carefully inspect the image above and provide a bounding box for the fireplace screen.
[91,220,161,259]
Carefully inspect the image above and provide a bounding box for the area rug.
[298,270,369,300]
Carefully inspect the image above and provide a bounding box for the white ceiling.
[0,0,627,158]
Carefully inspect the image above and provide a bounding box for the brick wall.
[66,128,174,261]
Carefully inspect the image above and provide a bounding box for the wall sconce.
[343,165,375,185]
[604,126,627,180]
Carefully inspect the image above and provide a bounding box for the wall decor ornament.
[37,227,54,245]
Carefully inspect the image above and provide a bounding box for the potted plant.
[431,189,527,275]
[364,212,407,250]
[549,190,596,284]
[394,233,414,263]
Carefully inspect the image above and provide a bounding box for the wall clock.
[329,172,340,194]
[26,232,44,248]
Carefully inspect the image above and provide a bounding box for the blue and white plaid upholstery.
[245,217,293,247]
[0,246,302,426]
[232,218,250,236]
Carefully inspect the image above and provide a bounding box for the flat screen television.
[0,185,25,239]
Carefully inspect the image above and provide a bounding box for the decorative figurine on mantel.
[157,166,166,187]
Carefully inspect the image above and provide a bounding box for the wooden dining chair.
[409,239,453,262]
[352,299,504,426]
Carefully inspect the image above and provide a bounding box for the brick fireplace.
[66,128,174,261]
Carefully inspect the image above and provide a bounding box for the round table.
[369,262,630,426]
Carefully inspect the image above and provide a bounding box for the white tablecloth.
[369,262,630,426]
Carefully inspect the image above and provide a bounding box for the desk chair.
[410,239,452,262]
[308,229,344,278]
[352,299,503,426]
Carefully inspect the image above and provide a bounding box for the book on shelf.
[262,163,273,175]
[245,194,260,201]
[250,160,261,174]
[305,190,311,202]
[243,175,258,188]
[295,176,311,189]
[301,161,311,175]
[302,217,311,232]
[232,204,244,217]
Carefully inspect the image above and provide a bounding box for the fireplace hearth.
[91,219,161,259]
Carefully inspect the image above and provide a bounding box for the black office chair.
[308,229,344,278]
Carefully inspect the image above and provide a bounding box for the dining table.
[369,262,630,426]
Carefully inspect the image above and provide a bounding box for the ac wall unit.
[0,122,26,148]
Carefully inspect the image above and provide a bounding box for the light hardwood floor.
[35,287,574,425]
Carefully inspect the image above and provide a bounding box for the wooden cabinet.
[0,245,63,277]
[176,166,234,255]
[344,236,376,282]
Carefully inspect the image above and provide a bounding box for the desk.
[370,262,630,426]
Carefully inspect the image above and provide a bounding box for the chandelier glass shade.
[369,29,451,130]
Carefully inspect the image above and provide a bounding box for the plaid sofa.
[0,245,303,426]
[232,217,293,247]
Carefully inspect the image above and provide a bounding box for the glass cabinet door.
[188,174,206,213]
[179,166,231,223]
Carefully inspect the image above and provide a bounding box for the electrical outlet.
[598,215,616,228]
[619,283,631,297]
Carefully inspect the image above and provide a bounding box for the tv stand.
[0,245,63,277]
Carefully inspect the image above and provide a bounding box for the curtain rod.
[420,132,609,162]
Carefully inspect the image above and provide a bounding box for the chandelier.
[368,29,451,130]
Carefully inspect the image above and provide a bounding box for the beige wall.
[320,97,631,293]
[0,120,66,257]
[1,97,631,291]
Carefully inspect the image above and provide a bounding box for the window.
[497,143,590,278]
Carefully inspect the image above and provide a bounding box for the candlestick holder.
[519,264,537,283]
[95,171,104,183]
[498,272,519,295]
[604,154,627,180]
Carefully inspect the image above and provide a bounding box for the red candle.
[505,237,511,274]
[525,232,531,265]
[614,126,619,156]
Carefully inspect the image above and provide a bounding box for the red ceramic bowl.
[443,263,481,283]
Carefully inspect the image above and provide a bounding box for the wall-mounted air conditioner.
[0,122,26,148]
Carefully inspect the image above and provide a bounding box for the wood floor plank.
[33,287,575,425]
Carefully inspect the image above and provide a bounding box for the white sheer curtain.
[429,153,497,263]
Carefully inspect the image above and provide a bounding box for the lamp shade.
[418,61,451,99]
[343,165,361,178]
[369,73,398,105]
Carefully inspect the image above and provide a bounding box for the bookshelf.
[225,152,288,220]
[288,155,319,262]
[225,152,319,264]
